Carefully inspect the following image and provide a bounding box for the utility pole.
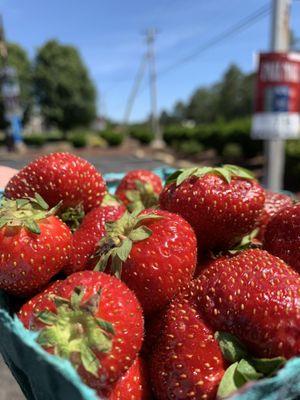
[145,29,164,148]
[264,0,291,191]
[123,55,147,127]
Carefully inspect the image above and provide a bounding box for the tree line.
[0,40,96,132]
[160,65,255,125]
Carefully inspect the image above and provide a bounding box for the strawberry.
[64,194,126,275]
[196,249,300,359]
[159,165,265,251]
[150,282,226,400]
[95,208,197,315]
[18,271,144,394]
[4,152,107,214]
[18,280,63,327]
[264,203,300,272]
[257,191,292,241]
[0,195,72,297]
[108,357,151,400]
[115,169,162,211]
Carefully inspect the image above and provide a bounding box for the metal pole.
[264,0,290,191]
[146,29,164,148]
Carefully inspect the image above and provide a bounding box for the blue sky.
[1,0,300,122]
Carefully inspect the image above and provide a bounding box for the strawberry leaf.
[24,220,41,234]
[116,238,132,262]
[250,356,285,376]
[166,170,184,185]
[80,345,100,377]
[95,319,115,335]
[224,164,255,180]
[215,331,248,363]
[129,226,152,241]
[34,193,49,210]
[217,362,246,399]
[236,359,263,381]
[176,167,198,186]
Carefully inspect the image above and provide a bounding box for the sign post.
[252,0,292,192]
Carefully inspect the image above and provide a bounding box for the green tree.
[0,42,32,129]
[34,40,96,132]
[186,85,219,123]
[218,64,249,120]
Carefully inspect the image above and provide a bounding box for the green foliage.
[68,130,87,148]
[175,140,204,156]
[100,130,123,147]
[129,126,154,144]
[222,143,243,160]
[45,129,64,142]
[23,133,46,147]
[163,118,262,159]
[33,40,96,131]
[0,42,33,129]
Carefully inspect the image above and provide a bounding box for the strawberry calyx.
[166,164,255,186]
[215,332,285,399]
[101,193,122,207]
[228,228,261,255]
[60,203,85,232]
[36,286,114,377]
[94,208,161,278]
[0,193,61,234]
[125,180,158,212]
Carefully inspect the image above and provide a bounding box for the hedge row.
[163,118,263,158]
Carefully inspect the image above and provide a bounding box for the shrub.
[130,127,154,144]
[176,140,204,156]
[46,129,64,142]
[24,133,46,147]
[87,135,107,148]
[222,143,243,160]
[69,131,87,148]
[100,130,123,147]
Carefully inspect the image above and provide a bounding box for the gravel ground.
[0,147,167,400]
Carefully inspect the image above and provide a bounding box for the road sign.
[252,52,300,140]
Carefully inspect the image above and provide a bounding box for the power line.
[158,3,271,77]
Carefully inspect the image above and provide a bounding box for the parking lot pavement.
[0,356,24,400]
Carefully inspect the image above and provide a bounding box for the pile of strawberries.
[1,152,300,400]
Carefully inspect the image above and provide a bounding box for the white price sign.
[251,112,300,140]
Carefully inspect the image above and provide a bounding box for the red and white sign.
[251,52,300,139]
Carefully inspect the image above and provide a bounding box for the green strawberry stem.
[125,180,158,212]
[0,194,62,234]
[94,209,161,278]
[36,286,114,377]
[166,164,255,186]
[215,332,285,399]
[60,203,85,232]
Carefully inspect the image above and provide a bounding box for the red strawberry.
[196,249,300,359]
[64,195,126,275]
[95,208,197,315]
[257,191,292,241]
[18,271,144,394]
[4,152,107,213]
[0,195,72,297]
[264,203,300,272]
[108,357,151,400]
[150,283,226,400]
[115,169,162,211]
[159,165,265,251]
[18,280,63,326]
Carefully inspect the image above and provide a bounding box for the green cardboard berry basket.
[1,169,300,400]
